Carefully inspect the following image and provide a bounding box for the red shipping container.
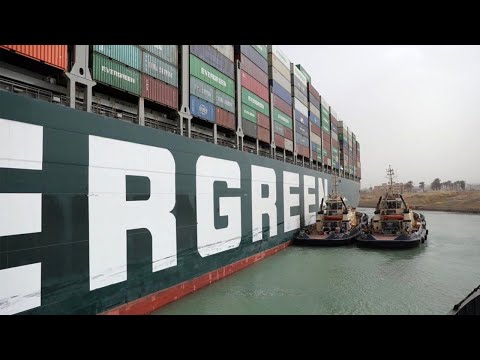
[241,56,268,87]
[1,45,68,70]
[216,107,236,131]
[142,74,178,110]
[273,94,292,117]
[257,126,270,143]
[312,152,318,161]
[284,126,293,140]
[311,123,321,136]
[257,112,270,130]
[331,139,339,148]
[308,83,320,101]
[322,131,331,143]
[275,134,285,149]
[330,114,338,126]
[241,71,269,102]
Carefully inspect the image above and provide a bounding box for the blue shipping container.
[190,95,216,122]
[295,132,309,147]
[312,142,317,152]
[296,120,309,137]
[271,79,292,106]
[309,113,321,127]
[295,109,309,126]
[239,45,268,74]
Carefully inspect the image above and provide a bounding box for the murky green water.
[153,208,480,315]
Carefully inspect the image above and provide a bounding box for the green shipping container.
[190,54,235,97]
[332,147,338,156]
[273,108,292,128]
[242,104,257,123]
[322,122,330,133]
[252,45,268,59]
[92,53,141,95]
[323,149,328,157]
[93,45,141,71]
[143,51,178,87]
[296,64,311,83]
[215,90,235,113]
[140,45,178,66]
[241,88,269,116]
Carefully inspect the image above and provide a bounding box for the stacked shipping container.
[320,97,331,167]
[189,45,236,130]
[299,66,322,164]
[268,45,293,152]
[338,120,349,174]
[0,44,361,179]
[330,108,340,171]
[291,65,310,158]
[356,141,361,179]
[0,45,68,70]
[235,45,270,141]
[91,45,179,109]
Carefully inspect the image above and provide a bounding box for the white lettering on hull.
[196,156,241,257]
[88,136,176,291]
[251,165,277,242]
[0,119,42,315]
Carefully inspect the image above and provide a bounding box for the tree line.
[402,180,466,192]
[367,179,467,193]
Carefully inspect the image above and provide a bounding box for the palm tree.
[419,181,425,192]
[406,181,414,192]
[431,178,441,191]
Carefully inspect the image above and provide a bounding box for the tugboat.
[357,166,428,249]
[294,175,368,246]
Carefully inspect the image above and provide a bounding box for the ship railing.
[191,130,214,143]
[259,149,271,158]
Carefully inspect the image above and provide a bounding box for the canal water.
[152,208,480,315]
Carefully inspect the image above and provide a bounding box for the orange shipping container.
[216,107,236,131]
[1,45,68,71]
[257,112,270,130]
[142,74,178,110]
[275,134,285,149]
[257,126,270,143]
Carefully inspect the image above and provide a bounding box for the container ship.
[0,45,362,315]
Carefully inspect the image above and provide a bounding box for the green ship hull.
[0,90,360,314]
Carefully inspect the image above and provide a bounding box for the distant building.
[373,183,405,193]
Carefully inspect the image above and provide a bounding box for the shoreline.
[358,202,480,215]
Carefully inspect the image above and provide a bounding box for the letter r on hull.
[88,136,176,291]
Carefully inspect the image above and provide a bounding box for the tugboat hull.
[293,213,368,247]
[357,228,427,249]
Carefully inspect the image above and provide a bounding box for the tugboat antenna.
[386,165,395,194]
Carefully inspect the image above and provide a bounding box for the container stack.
[330,108,340,172]
[352,132,357,178]
[320,96,331,168]
[291,64,309,159]
[268,45,293,153]
[234,45,270,142]
[305,76,322,164]
[356,141,361,179]
[189,45,236,130]
[91,45,179,110]
[347,127,353,176]
[0,45,68,70]
[338,120,349,175]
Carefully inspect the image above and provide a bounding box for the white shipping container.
[284,138,293,152]
[294,98,308,117]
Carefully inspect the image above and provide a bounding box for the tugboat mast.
[386,165,395,194]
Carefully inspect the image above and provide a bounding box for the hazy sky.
[280,45,480,189]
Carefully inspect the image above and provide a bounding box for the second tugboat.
[294,175,368,246]
[357,166,428,249]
